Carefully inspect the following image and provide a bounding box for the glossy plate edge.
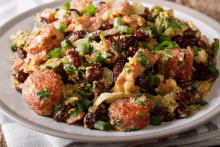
[0,0,220,143]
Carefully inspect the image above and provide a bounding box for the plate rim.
[1,0,220,143]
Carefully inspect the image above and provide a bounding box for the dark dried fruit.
[15,83,24,92]
[196,38,206,48]
[174,104,189,118]
[67,50,81,67]
[85,63,103,83]
[134,30,149,41]
[135,75,148,91]
[84,105,106,129]
[117,36,137,50]
[178,83,194,95]
[139,13,149,21]
[101,23,113,31]
[94,81,108,96]
[66,29,86,41]
[183,29,196,38]
[92,31,100,42]
[70,9,81,16]
[172,35,192,48]
[40,17,50,23]
[127,46,139,57]
[151,106,176,122]
[112,57,128,82]
[11,70,29,83]
[177,91,194,104]
[182,38,192,48]
[53,104,72,122]
[18,48,27,59]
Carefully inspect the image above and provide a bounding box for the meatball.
[22,69,63,116]
[108,96,153,132]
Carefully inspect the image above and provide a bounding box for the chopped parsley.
[63,2,70,10]
[94,52,107,64]
[70,103,83,117]
[197,98,208,106]
[154,50,173,63]
[125,127,137,132]
[192,46,199,56]
[113,121,122,127]
[11,44,17,52]
[64,63,84,72]
[59,23,67,33]
[37,89,50,100]
[178,61,184,67]
[73,90,93,98]
[82,82,92,90]
[138,51,150,67]
[148,75,161,85]
[156,7,163,12]
[46,66,53,69]
[133,98,148,105]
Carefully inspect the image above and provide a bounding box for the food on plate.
[9,0,219,132]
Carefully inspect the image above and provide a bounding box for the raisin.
[127,46,139,57]
[84,105,106,129]
[66,29,86,41]
[94,81,108,96]
[174,104,189,118]
[53,104,73,122]
[15,83,24,92]
[85,63,103,83]
[67,50,81,67]
[40,17,50,23]
[112,57,128,82]
[178,83,194,95]
[101,23,113,31]
[152,106,176,122]
[196,38,206,48]
[92,31,100,42]
[117,36,137,50]
[11,70,29,83]
[134,31,149,41]
[18,48,27,59]
[183,29,196,38]
[135,75,148,91]
[139,13,149,21]
[70,9,81,16]
[177,91,194,104]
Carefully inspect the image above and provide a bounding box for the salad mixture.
[10,0,219,132]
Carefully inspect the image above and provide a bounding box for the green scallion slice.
[94,121,111,131]
[48,48,61,58]
[114,17,122,27]
[150,116,162,126]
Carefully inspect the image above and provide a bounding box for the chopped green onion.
[146,26,159,37]
[212,39,219,62]
[134,99,148,105]
[48,48,61,58]
[82,5,97,15]
[159,35,171,43]
[125,127,137,132]
[148,75,161,85]
[46,66,53,69]
[150,116,162,126]
[197,98,208,106]
[11,44,17,52]
[156,7,163,12]
[94,52,107,64]
[70,103,83,117]
[37,89,50,100]
[55,8,60,12]
[166,21,178,30]
[154,41,175,51]
[156,24,163,35]
[86,62,93,67]
[207,65,219,78]
[94,121,111,131]
[82,82,92,90]
[79,98,93,110]
[117,25,131,34]
[154,50,172,63]
[114,17,122,27]
[76,43,92,54]
[61,39,70,48]
[113,121,122,127]
[73,90,93,98]
[63,2,70,10]
[64,63,83,72]
[106,53,113,59]
[192,46,199,56]
[59,23,67,33]
[178,61,184,67]
[138,51,150,67]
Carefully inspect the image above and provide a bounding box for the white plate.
[0,0,220,143]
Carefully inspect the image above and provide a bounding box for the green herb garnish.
[125,127,137,132]
[148,75,161,85]
[37,89,50,100]
[178,61,184,67]
[48,48,61,58]
[192,46,199,56]
[113,121,122,127]
[207,65,219,78]
[70,103,83,117]
[61,39,70,48]
[94,121,111,131]
[212,39,219,62]
[150,116,162,126]
[63,2,70,10]
[138,51,150,67]
[11,44,17,52]
[82,5,97,15]
[59,23,67,33]
[114,17,123,27]
[117,25,131,34]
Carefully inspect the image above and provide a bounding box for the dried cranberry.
[67,50,81,67]
[139,13,149,21]
[112,58,128,82]
[182,38,192,48]
[178,83,194,95]
[101,23,113,31]
[66,30,86,41]
[192,70,216,81]
[92,31,100,42]
[15,83,23,92]
[84,105,106,129]
[135,75,148,91]
[40,17,50,23]
[177,91,194,104]
[127,46,139,57]
[183,29,196,38]
[53,104,72,122]
[152,106,176,122]
[117,36,137,50]
[193,61,207,71]
[70,9,81,16]
[94,81,108,96]
[12,70,29,83]
[56,66,69,84]
[196,38,206,48]
[134,31,149,41]
[172,35,184,47]
[175,104,189,118]
[18,48,27,59]
[85,63,103,83]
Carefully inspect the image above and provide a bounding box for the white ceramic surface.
[0,0,220,143]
